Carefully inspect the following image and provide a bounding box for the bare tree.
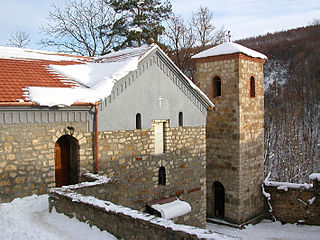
[192,6,227,49]
[164,15,195,74]
[7,31,31,48]
[41,0,118,56]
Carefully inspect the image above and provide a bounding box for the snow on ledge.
[264,180,313,190]
[151,198,191,219]
[309,173,320,181]
[50,173,110,191]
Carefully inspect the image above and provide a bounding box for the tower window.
[136,113,141,129]
[250,76,255,97]
[212,76,221,98]
[158,167,166,185]
[178,112,183,127]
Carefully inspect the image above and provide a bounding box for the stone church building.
[0,42,267,227]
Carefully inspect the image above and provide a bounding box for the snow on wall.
[49,173,226,239]
[264,181,313,190]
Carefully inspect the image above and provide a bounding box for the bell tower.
[193,42,267,224]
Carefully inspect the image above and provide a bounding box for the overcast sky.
[0,0,319,50]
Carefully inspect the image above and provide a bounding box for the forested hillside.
[237,24,320,182]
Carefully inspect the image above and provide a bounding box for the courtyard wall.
[264,179,320,225]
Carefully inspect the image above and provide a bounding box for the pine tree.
[107,0,172,50]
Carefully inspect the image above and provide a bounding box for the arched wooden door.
[54,135,79,187]
[213,181,225,219]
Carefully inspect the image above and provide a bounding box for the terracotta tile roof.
[0,54,92,103]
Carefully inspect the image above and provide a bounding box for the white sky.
[0,0,319,50]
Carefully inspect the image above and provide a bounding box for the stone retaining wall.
[264,180,320,225]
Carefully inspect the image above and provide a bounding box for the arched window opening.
[250,76,255,97]
[212,76,221,98]
[136,113,141,129]
[158,167,166,185]
[178,112,183,127]
[213,181,225,219]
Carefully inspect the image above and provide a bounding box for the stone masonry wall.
[239,57,265,223]
[97,122,207,228]
[194,53,265,224]
[0,121,93,203]
[264,181,320,225]
[195,55,242,223]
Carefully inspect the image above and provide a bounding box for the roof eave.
[0,101,93,107]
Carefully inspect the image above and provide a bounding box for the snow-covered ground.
[1,194,319,240]
[0,195,117,240]
[207,220,320,240]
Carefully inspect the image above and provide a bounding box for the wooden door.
[55,136,71,187]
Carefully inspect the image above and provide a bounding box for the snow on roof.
[26,44,155,106]
[0,46,87,62]
[151,198,191,219]
[26,43,213,108]
[95,44,155,63]
[28,55,140,106]
[192,42,267,60]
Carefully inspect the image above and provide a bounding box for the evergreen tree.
[107,0,172,49]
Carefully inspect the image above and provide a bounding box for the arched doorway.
[54,135,79,187]
[213,181,225,219]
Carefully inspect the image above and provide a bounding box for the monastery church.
[0,41,267,228]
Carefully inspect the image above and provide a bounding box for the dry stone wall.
[0,121,93,203]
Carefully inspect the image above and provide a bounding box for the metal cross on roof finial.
[227,31,231,42]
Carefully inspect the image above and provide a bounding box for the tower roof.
[192,42,267,60]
